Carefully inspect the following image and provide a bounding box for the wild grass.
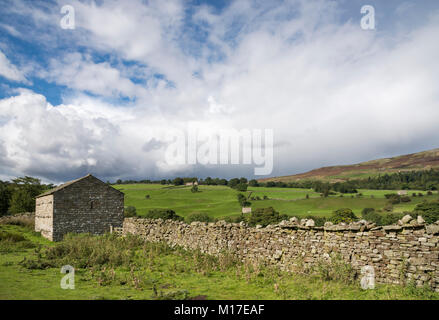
[1,225,439,300]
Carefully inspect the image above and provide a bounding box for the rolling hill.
[260,148,439,183]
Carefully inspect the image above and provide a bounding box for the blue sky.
[1,0,439,183]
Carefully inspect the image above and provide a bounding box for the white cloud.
[1,0,439,182]
[41,53,145,98]
[0,50,28,83]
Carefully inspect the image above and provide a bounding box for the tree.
[191,185,198,193]
[237,193,251,208]
[235,183,248,192]
[248,179,259,187]
[0,181,12,216]
[173,177,184,186]
[9,188,35,214]
[228,178,240,189]
[8,176,46,214]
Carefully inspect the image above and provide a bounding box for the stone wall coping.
[124,217,439,235]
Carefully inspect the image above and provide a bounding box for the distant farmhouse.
[35,174,124,241]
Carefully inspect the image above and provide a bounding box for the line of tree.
[0,177,52,216]
[112,169,439,192]
[258,169,439,192]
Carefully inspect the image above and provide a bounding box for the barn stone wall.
[50,176,124,241]
[123,217,439,291]
[35,195,54,240]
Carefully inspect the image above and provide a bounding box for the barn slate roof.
[36,174,122,198]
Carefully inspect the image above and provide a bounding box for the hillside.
[260,148,439,183]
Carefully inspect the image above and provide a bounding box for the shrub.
[427,191,433,196]
[145,194,150,199]
[223,215,246,223]
[330,208,358,224]
[191,185,198,193]
[304,215,327,227]
[186,213,213,223]
[247,207,288,227]
[313,253,356,284]
[263,195,268,200]
[144,209,184,221]
[124,206,137,217]
[381,212,405,226]
[413,201,439,224]
[400,196,411,203]
[361,208,382,225]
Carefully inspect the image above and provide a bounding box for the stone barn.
[35,174,124,241]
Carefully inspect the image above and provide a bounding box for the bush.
[304,215,327,227]
[191,185,198,193]
[186,213,213,223]
[400,196,411,203]
[247,207,288,227]
[381,212,405,226]
[145,194,150,199]
[144,209,184,221]
[413,201,439,224]
[330,208,358,224]
[361,208,382,225]
[124,206,137,217]
[223,215,246,223]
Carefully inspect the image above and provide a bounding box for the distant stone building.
[35,174,124,241]
[397,190,408,196]
[242,207,252,214]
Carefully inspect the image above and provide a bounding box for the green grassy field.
[1,225,438,300]
[114,184,436,219]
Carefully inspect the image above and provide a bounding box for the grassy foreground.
[114,184,436,219]
[1,224,438,300]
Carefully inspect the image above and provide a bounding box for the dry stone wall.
[123,216,439,291]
